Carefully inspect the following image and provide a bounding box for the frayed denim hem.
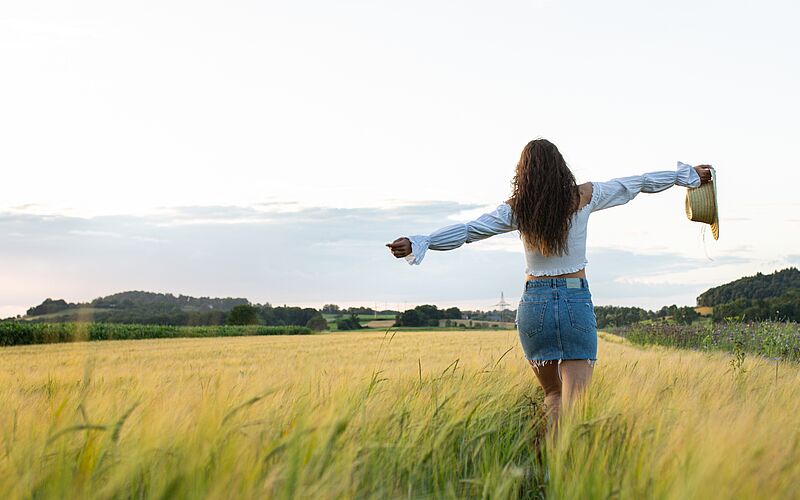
[527,358,599,383]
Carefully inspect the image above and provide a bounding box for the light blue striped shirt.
[404,161,702,276]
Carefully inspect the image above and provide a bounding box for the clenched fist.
[386,237,411,258]
[694,165,713,185]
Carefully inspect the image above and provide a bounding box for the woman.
[386,138,712,434]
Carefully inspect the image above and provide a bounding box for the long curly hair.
[508,139,579,257]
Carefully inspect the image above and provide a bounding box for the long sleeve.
[589,161,702,212]
[404,203,517,265]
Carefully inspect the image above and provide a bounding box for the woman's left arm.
[589,161,707,212]
[387,203,517,265]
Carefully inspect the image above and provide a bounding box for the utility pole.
[493,292,510,311]
[493,292,510,321]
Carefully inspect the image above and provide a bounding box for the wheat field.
[1,329,799,499]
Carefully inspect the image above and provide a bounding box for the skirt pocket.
[566,298,597,333]
[516,300,548,338]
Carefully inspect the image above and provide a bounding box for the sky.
[1,0,799,317]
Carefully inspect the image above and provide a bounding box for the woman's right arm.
[386,202,517,265]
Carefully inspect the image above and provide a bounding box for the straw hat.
[685,167,719,240]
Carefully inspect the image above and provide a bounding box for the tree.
[345,306,375,315]
[322,304,340,314]
[416,305,442,322]
[306,314,329,332]
[673,306,699,325]
[27,298,72,317]
[444,307,462,319]
[227,304,260,325]
[396,309,424,327]
[337,313,363,330]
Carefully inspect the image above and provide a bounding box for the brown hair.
[508,139,579,257]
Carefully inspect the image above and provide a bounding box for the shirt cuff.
[404,235,431,265]
[676,161,702,188]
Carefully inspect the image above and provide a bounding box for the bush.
[306,314,328,332]
[336,314,363,331]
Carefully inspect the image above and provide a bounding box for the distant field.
[1,329,799,498]
[322,313,397,322]
[363,319,396,328]
[695,306,713,316]
[323,313,398,329]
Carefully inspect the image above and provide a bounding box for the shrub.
[306,314,328,332]
[337,314,363,330]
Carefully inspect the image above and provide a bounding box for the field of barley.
[1,329,799,499]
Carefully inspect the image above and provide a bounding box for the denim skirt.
[515,277,598,367]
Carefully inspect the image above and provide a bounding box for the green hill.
[696,267,799,322]
[697,267,800,306]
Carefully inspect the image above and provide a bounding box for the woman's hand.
[694,165,713,185]
[386,237,411,258]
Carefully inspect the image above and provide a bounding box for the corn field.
[0,322,310,347]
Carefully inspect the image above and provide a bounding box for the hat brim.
[710,168,719,240]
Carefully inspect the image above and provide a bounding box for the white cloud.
[68,230,123,238]
[0,203,786,317]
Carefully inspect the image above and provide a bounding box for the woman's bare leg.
[530,362,562,436]
[531,360,594,439]
[559,359,594,415]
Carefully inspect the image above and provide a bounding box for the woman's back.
[521,187,593,276]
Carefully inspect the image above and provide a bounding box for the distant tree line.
[390,304,704,329]
[20,294,414,331]
[594,305,700,328]
[26,291,250,320]
[461,309,516,323]
[594,306,655,328]
[711,290,799,322]
[17,268,798,331]
[26,298,72,317]
[321,304,398,315]
[91,291,249,311]
[205,304,329,331]
[22,292,329,331]
[395,305,462,327]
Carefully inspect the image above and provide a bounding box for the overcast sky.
[1,0,799,317]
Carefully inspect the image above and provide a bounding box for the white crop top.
[403,162,701,276]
